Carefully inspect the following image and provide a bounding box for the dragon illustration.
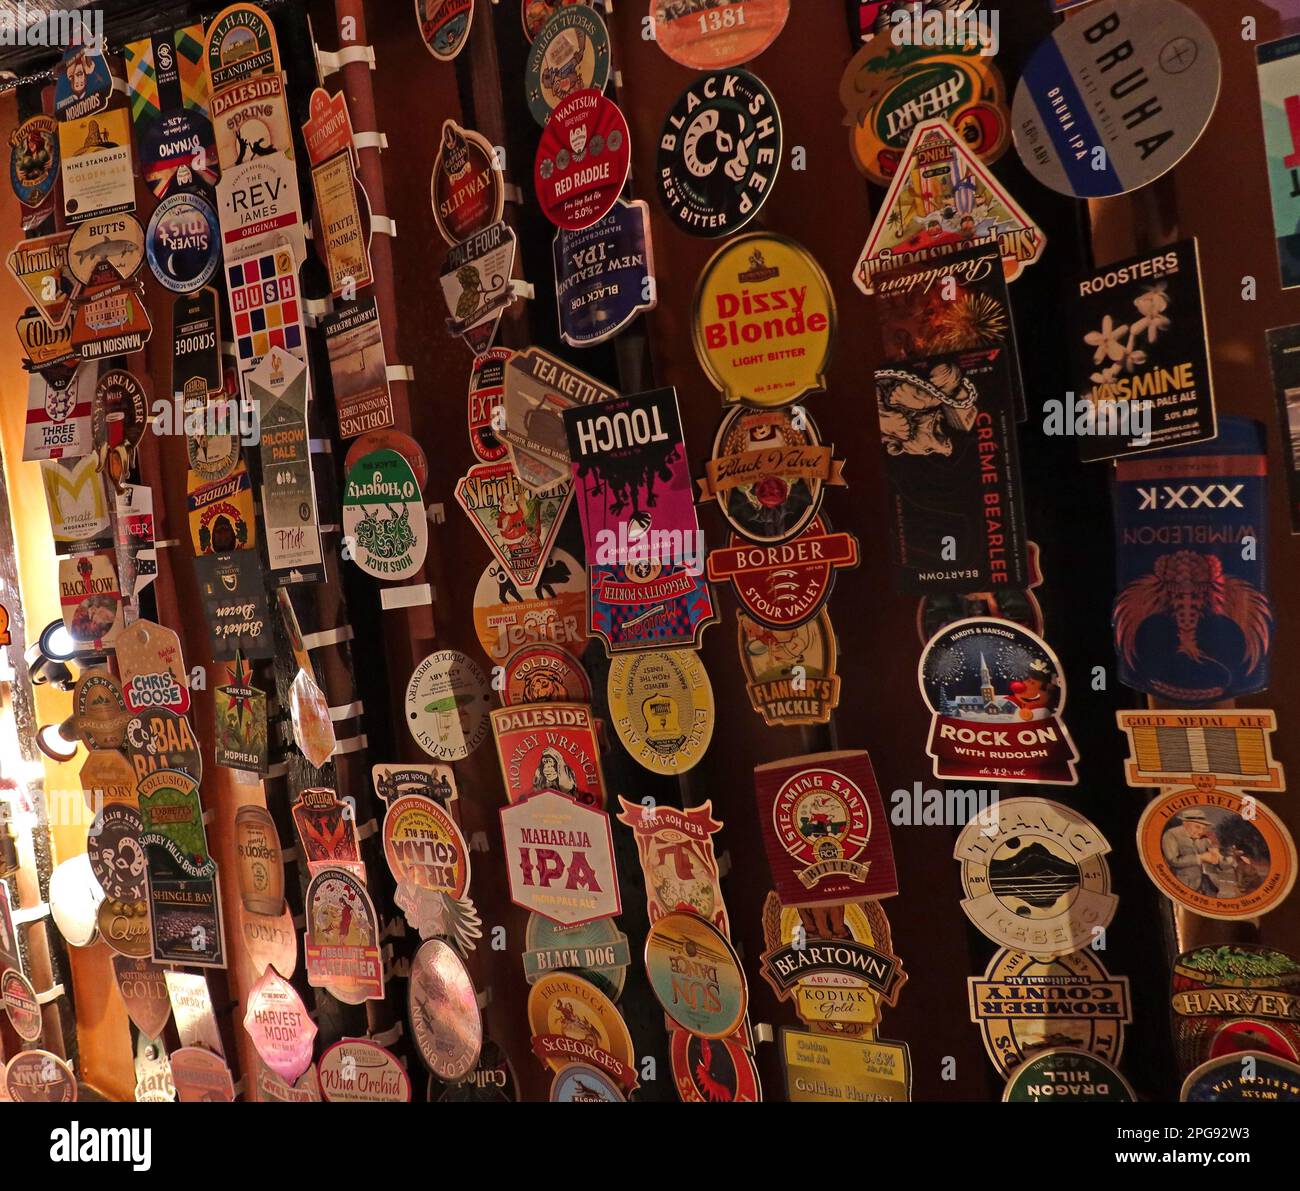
[299,813,354,864]
[691,1038,736,1103]
[1113,550,1272,673]
[554,1000,601,1046]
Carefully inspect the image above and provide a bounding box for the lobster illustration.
[1113,550,1271,674]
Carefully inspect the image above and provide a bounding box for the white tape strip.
[503,184,524,205]
[332,734,368,756]
[380,583,432,610]
[370,1022,404,1047]
[476,987,492,1010]
[302,625,355,649]
[353,130,387,151]
[318,44,376,76]
[385,365,413,382]
[370,215,397,238]
[35,984,64,1004]
[752,1022,775,1044]
[11,902,48,925]
[329,700,364,722]
[509,279,535,300]
[304,297,334,317]
[357,818,378,841]
[264,762,290,780]
[318,523,341,535]
[309,438,333,454]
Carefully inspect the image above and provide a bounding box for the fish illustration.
[76,235,137,265]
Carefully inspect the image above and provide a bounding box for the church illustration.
[938,654,1023,722]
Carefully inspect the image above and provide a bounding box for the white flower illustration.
[1084,314,1130,366]
[1131,282,1171,343]
[1119,342,1148,373]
